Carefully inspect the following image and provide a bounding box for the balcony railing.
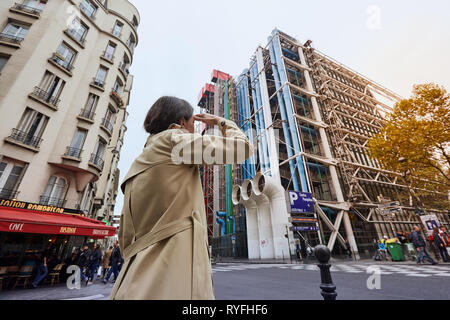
[101,117,113,134]
[11,3,43,16]
[92,78,105,88]
[8,128,43,149]
[51,53,74,72]
[0,188,20,200]
[39,196,65,207]
[112,30,121,38]
[66,27,86,44]
[119,62,130,75]
[80,3,96,20]
[64,146,83,159]
[0,32,24,45]
[30,86,60,108]
[102,51,114,61]
[90,153,104,170]
[79,108,95,120]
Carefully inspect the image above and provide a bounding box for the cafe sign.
[0,198,82,215]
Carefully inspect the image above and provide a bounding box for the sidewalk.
[213,256,446,265]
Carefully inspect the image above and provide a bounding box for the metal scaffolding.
[231,29,449,259]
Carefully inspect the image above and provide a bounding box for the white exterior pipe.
[242,179,275,259]
[232,184,260,259]
[252,172,294,259]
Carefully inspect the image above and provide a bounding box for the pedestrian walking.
[103,240,122,284]
[108,96,252,300]
[77,244,92,285]
[31,249,49,288]
[87,244,102,284]
[410,226,436,265]
[102,246,113,279]
[433,227,449,262]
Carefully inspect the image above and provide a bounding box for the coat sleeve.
[170,117,254,165]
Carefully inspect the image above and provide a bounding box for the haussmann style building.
[0,0,139,277]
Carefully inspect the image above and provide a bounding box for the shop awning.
[0,207,116,238]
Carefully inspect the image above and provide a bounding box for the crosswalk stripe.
[63,294,105,300]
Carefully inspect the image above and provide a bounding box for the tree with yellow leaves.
[367,83,449,208]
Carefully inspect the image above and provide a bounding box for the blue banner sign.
[286,191,315,214]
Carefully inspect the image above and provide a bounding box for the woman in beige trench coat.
[109,96,253,300]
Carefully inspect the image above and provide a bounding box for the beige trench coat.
[109,117,252,300]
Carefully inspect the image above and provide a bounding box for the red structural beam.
[197,83,215,107]
[211,69,232,83]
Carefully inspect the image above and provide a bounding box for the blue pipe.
[268,35,300,191]
[249,64,266,174]
[216,211,226,236]
[281,47,300,61]
[270,30,309,192]
[249,62,270,174]
[242,71,256,178]
[237,72,255,180]
[227,216,236,234]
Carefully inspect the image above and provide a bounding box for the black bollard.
[314,245,337,300]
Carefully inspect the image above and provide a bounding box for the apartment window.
[80,93,98,119]
[132,16,139,28]
[1,22,29,42]
[93,66,108,87]
[67,18,88,44]
[103,42,116,60]
[0,160,24,199]
[11,107,49,148]
[0,55,10,73]
[112,78,123,95]
[67,128,87,158]
[126,34,135,51]
[41,176,67,207]
[80,0,97,19]
[112,21,123,37]
[90,139,106,169]
[17,0,46,14]
[53,42,77,71]
[102,106,116,133]
[33,70,65,106]
[119,54,130,75]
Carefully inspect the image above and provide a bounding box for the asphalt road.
[0,262,449,300]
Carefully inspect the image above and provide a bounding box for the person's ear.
[179,117,186,128]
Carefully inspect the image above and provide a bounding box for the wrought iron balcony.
[0,32,24,45]
[51,53,74,72]
[64,146,83,159]
[102,51,114,61]
[0,188,20,200]
[79,108,95,120]
[101,117,114,134]
[11,3,43,16]
[111,29,122,38]
[92,78,105,88]
[90,153,104,170]
[119,62,130,75]
[8,128,43,149]
[30,86,60,108]
[80,2,96,20]
[39,196,65,207]
[66,27,86,45]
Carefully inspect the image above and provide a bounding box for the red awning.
[0,207,116,238]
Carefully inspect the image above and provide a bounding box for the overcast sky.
[114,0,450,217]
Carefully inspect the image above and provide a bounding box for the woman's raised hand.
[193,113,220,127]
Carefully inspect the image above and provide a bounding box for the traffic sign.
[286,191,315,214]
